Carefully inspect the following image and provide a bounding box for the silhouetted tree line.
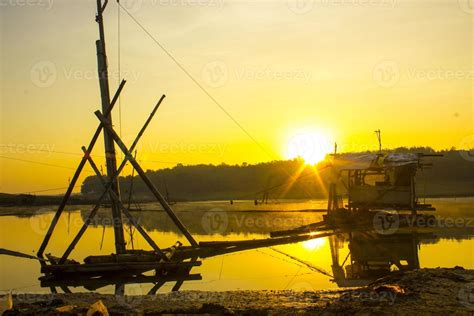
[80,148,474,201]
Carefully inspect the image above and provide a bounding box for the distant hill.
[80,148,474,202]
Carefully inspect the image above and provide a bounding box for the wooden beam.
[172,256,198,292]
[148,280,167,295]
[95,111,198,247]
[42,261,201,274]
[41,273,202,290]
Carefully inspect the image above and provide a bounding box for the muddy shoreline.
[3,268,473,315]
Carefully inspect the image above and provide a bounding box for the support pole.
[172,256,198,291]
[96,0,126,254]
[37,79,126,258]
[95,111,198,247]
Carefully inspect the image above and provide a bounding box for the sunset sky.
[0,0,472,193]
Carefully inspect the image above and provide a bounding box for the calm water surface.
[0,198,473,295]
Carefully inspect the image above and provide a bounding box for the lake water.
[0,198,473,295]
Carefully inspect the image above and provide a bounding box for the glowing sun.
[285,130,332,164]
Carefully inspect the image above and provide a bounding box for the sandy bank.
[2,268,473,315]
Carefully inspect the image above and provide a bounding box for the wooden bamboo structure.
[38,0,199,286]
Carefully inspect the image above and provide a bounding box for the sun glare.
[302,238,326,250]
[285,130,332,164]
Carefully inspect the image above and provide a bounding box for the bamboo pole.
[95,111,199,247]
[96,0,126,255]
[41,273,201,289]
[42,261,201,274]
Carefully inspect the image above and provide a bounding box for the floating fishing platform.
[267,152,442,287]
[270,151,441,237]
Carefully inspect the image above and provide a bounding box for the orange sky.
[0,0,472,193]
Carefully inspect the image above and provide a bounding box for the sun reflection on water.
[302,237,326,250]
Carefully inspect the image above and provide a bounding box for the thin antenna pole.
[375,129,382,153]
[117,0,122,138]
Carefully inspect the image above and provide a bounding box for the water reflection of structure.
[40,241,203,293]
[330,232,428,287]
[41,270,201,294]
